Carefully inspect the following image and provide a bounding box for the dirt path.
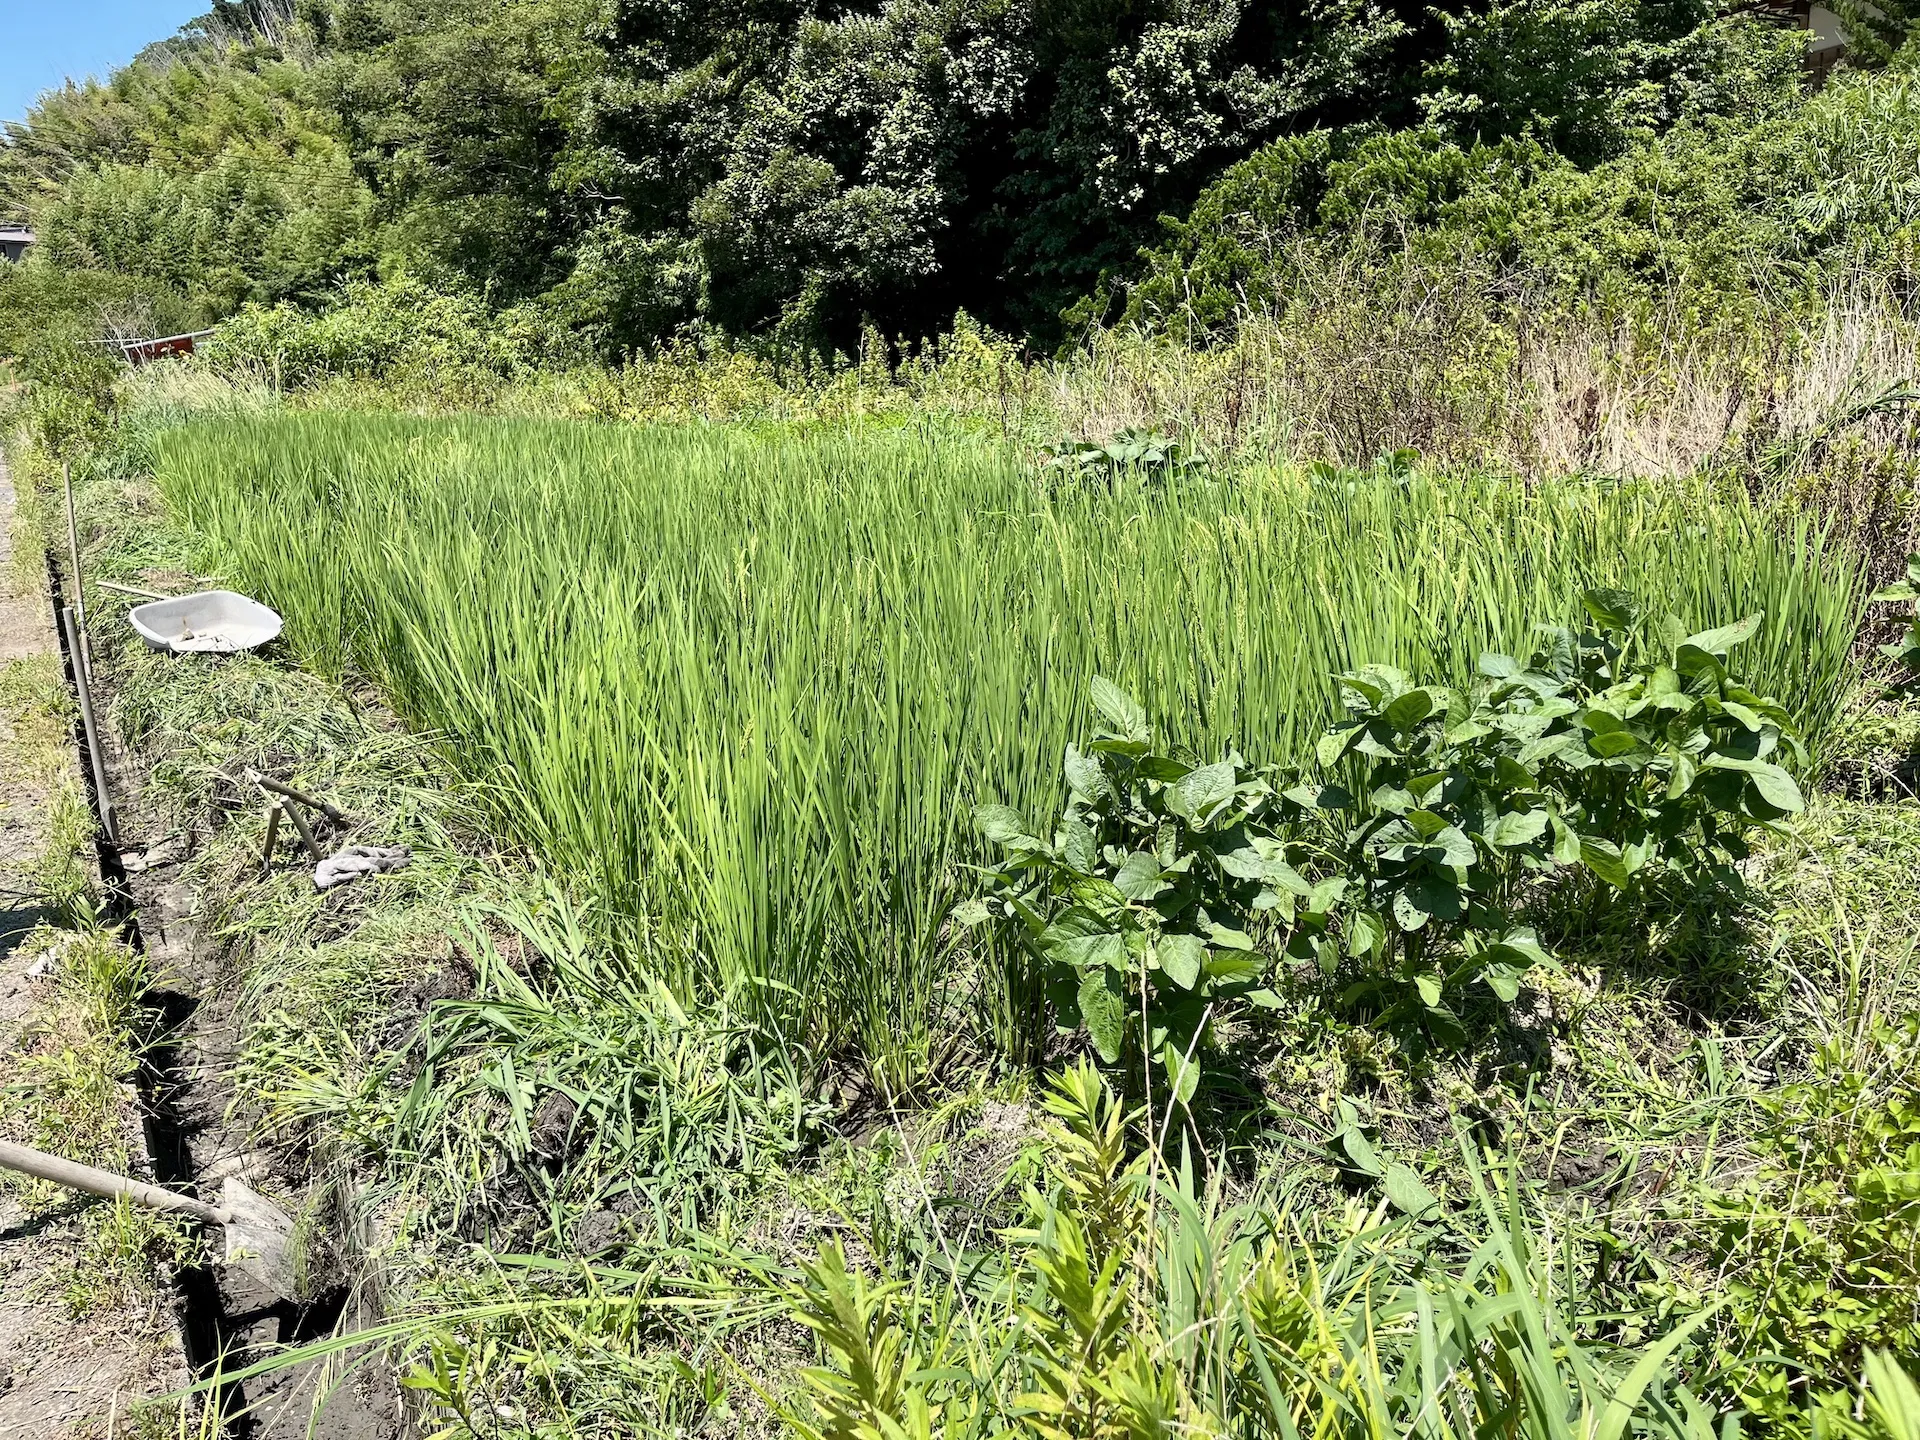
[0,452,190,1436]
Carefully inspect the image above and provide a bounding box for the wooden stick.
[280,794,325,862]
[96,579,171,601]
[261,802,282,871]
[245,769,347,824]
[62,606,117,846]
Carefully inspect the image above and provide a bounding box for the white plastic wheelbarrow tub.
[128,590,282,654]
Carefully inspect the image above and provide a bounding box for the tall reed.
[151,412,1866,1090]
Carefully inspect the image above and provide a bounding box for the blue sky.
[3,2,207,126]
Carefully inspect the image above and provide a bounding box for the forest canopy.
[0,0,1904,354]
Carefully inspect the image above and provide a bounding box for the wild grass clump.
[150,412,1866,1093]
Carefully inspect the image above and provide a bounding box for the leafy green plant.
[968,595,1807,1083]
[1869,553,1920,684]
[1697,1014,1920,1432]
[960,679,1295,1101]
[1303,590,1807,1028]
[154,412,1856,1094]
[1038,428,1209,488]
[780,1061,1734,1440]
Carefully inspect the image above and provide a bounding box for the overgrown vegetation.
[4,1,1920,1436]
[146,412,1864,1097]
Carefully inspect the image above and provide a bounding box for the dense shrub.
[1126,66,1920,337]
[196,274,582,388]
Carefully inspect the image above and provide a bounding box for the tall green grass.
[151,412,1865,1089]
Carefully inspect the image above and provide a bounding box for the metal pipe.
[0,1138,225,1226]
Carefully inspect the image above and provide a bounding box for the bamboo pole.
[261,802,282,872]
[61,605,117,845]
[0,1139,224,1225]
[62,463,92,684]
[96,579,170,601]
[278,792,325,861]
[245,769,347,824]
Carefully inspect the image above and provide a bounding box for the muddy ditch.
[51,554,402,1440]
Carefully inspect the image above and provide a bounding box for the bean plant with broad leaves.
[1311,589,1805,1040]
[961,589,1807,1097]
[957,676,1299,1104]
[1868,553,1920,681]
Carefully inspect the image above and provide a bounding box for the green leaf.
[1871,581,1920,604]
[1049,930,1128,971]
[952,898,991,927]
[1581,586,1640,633]
[1384,688,1435,732]
[1078,969,1127,1063]
[1161,1043,1200,1104]
[1580,836,1630,890]
[1680,613,1762,657]
[1203,950,1264,983]
[1347,909,1387,960]
[1551,816,1582,863]
[1063,746,1113,803]
[1482,963,1522,1001]
[1113,850,1167,900]
[1494,927,1552,966]
[1666,751,1697,800]
[1334,670,1387,707]
[1393,888,1430,931]
[1338,1126,1385,1178]
[1384,1162,1440,1217]
[1157,933,1206,990]
[1408,873,1464,920]
[1414,973,1443,1008]
[1246,988,1283,1010]
[973,804,1033,846]
[1487,808,1549,847]
[1089,677,1148,739]
[1205,921,1256,951]
[1703,755,1804,814]
[1432,826,1476,867]
[1308,877,1347,914]
[1477,651,1520,678]
[1167,761,1236,822]
[1673,644,1727,681]
[1316,725,1363,768]
[1587,729,1650,760]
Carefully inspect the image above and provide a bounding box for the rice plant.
[149,413,1866,1091]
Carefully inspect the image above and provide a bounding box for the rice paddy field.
[150,411,1868,1096]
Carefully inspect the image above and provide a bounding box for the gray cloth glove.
[314,844,412,891]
